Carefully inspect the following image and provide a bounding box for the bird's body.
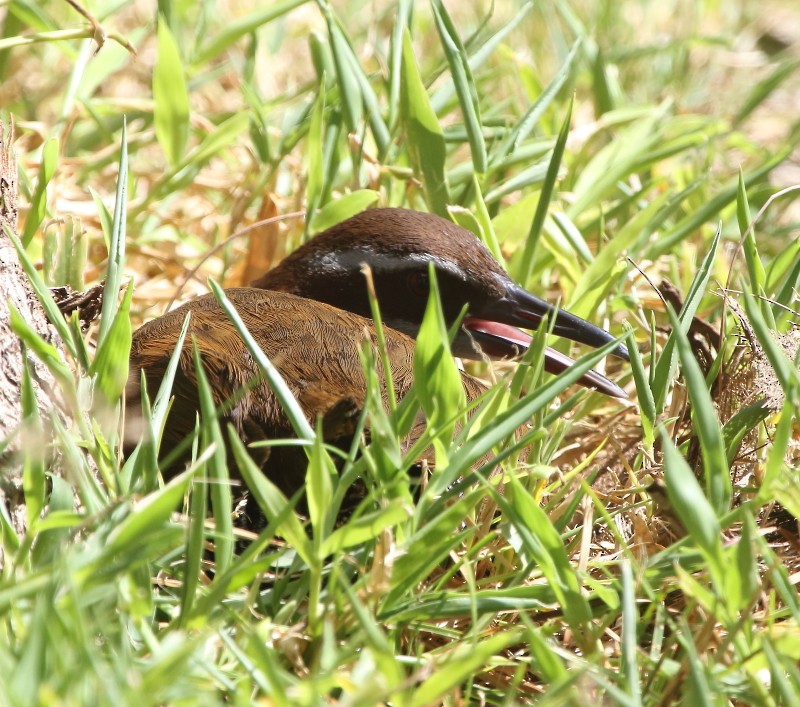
[128,288,486,493]
[127,208,627,494]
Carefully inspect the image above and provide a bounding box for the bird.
[127,207,628,497]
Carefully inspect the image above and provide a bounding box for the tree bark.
[0,122,64,540]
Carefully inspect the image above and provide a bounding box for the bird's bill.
[462,283,628,398]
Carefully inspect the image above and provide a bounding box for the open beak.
[463,283,629,398]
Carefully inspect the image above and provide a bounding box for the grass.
[3,0,800,703]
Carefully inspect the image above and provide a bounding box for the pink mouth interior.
[463,317,627,398]
[463,316,532,348]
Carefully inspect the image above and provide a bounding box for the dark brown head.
[253,208,628,396]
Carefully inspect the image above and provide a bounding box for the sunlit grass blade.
[721,399,771,465]
[495,38,579,162]
[97,120,127,347]
[387,0,414,129]
[149,313,192,453]
[735,57,800,126]
[727,515,759,616]
[208,279,314,441]
[666,304,731,515]
[95,467,196,570]
[400,28,449,216]
[20,358,45,528]
[7,227,77,360]
[309,189,379,233]
[8,304,75,395]
[91,281,132,408]
[446,336,627,482]
[322,14,361,134]
[431,0,486,174]
[503,473,593,636]
[43,216,86,290]
[568,108,667,219]
[591,48,616,116]
[762,639,800,703]
[21,137,57,247]
[758,399,793,503]
[306,418,335,541]
[649,149,792,258]
[154,17,190,166]
[431,2,533,116]
[627,322,655,447]
[193,343,233,575]
[518,98,572,286]
[651,225,721,412]
[409,631,522,707]
[620,561,641,704]
[28,474,75,570]
[227,431,312,566]
[179,439,207,626]
[567,188,671,319]
[413,264,466,469]
[321,499,410,556]
[736,169,774,330]
[305,85,325,216]
[660,430,724,587]
[194,0,306,65]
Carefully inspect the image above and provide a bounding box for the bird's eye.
[408,271,430,297]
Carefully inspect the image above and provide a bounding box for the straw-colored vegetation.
[2,0,800,703]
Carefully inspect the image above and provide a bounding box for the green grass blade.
[154,17,190,166]
[387,0,414,129]
[518,98,573,285]
[305,84,325,215]
[567,188,671,319]
[409,631,522,707]
[504,472,593,632]
[97,120,127,348]
[180,443,207,626]
[648,149,791,259]
[321,499,410,556]
[227,431,313,567]
[431,2,533,116]
[101,467,195,560]
[308,189,378,233]
[660,430,724,586]
[306,419,335,541]
[721,399,771,465]
[735,57,800,126]
[758,399,793,504]
[400,28,450,216]
[208,279,314,440]
[495,39,579,161]
[413,264,466,468]
[445,336,627,485]
[6,227,77,360]
[20,358,45,529]
[21,137,57,247]
[651,225,721,412]
[193,343,233,575]
[91,281,133,407]
[620,561,642,704]
[431,0,486,174]
[194,0,307,65]
[627,323,655,447]
[666,304,731,515]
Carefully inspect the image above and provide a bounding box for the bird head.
[254,208,628,397]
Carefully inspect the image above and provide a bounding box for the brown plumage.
[127,208,627,496]
[127,288,485,495]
